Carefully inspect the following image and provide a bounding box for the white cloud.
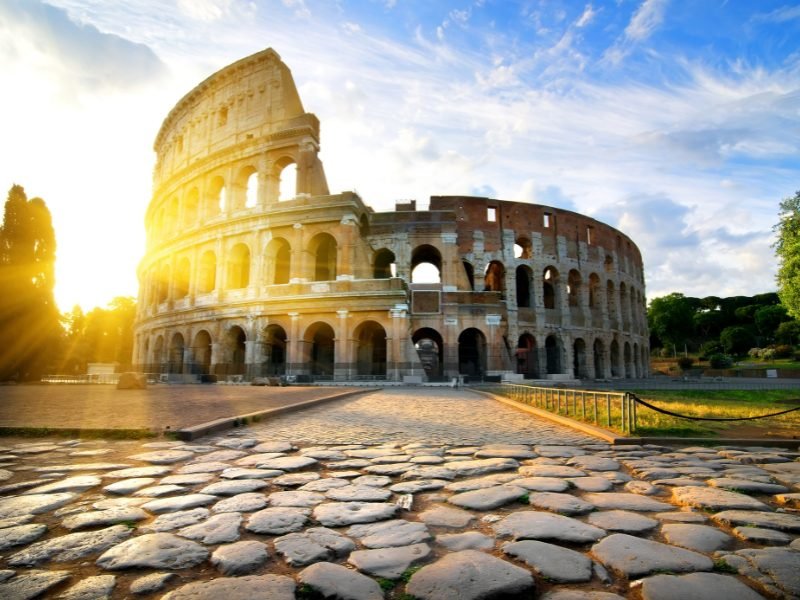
[177,0,233,22]
[575,4,597,28]
[282,0,310,19]
[625,0,668,41]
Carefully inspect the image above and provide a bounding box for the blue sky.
[1,0,799,310]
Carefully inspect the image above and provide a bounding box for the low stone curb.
[175,388,378,441]
[478,388,800,448]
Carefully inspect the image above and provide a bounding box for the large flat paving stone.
[436,531,495,551]
[518,465,586,478]
[406,549,534,600]
[0,523,47,551]
[540,592,625,600]
[162,574,295,600]
[347,519,430,548]
[707,478,789,495]
[141,494,217,514]
[313,502,398,527]
[177,512,242,544]
[447,485,526,510]
[62,506,148,530]
[143,508,210,532]
[508,477,570,492]
[728,547,800,597]
[526,492,594,515]
[8,525,132,566]
[710,509,800,532]
[268,490,326,507]
[591,533,713,578]
[212,492,268,513]
[586,510,658,533]
[503,539,592,582]
[0,570,71,600]
[210,540,270,575]
[0,493,76,518]
[582,492,672,511]
[348,543,431,578]
[96,532,209,570]
[246,507,310,535]
[299,562,383,600]
[671,486,771,511]
[326,485,392,502]
[57,574,116,600]
[661,523,732,552]
[128,450,195,464]
[23,475,102,495]
[494,511,606,543]
[255,456,318,471]
[199,480,268,496]
[640,572,766,600]
[419,505,475,528]
[274,527,355,566]
[443,457,520,477]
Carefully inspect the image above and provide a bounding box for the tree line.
[0,184,136,382]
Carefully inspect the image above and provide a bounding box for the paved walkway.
[0,388,797,599]
[0,385,360,431]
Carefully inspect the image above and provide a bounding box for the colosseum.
[133,48,649,383]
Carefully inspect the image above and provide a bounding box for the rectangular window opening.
[587,226,594,245]
[543,212,552,228]
[487,207,497,222]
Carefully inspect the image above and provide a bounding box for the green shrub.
[699,341,723,359]
[773,344,793,358]
[708,354,733,369]
[720,326,756,356]
[676,357,694,371]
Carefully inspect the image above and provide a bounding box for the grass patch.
[401,566,423,583]
[0,427,157,439]
[376,578,396,592]
[713,559,738,573]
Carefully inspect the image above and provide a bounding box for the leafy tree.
[774,191,800,319]
[775,320,800,346]
[0,185,58,380]
[754,305,790,339]
[59,297,136,372]
[648,293,695,349]
[720,325,756,356]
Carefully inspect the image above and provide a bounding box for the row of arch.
[150,163,298,238]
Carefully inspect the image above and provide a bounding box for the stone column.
[290,223,307,283]
[334,310,351,381]
[389,306,406,381]
[441,232,458,291]
[443,317,459,379]
[337,217,356,281]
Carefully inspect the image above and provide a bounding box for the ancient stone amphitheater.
[133,48,649,382]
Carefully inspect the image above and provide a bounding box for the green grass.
[400,566,423,583]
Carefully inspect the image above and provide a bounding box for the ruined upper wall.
[152,48,319,187]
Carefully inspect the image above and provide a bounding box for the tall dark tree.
[0,184,59,381]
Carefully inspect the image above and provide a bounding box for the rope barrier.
[629,393,800,422]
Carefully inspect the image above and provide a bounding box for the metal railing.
[490,382,637,433]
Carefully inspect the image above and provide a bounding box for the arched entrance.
[262,325,287,376]
[545,335,561,374]
[354,321,387,377]
[168,333,185,374]
[458,328,486,379]
[573,338,587,379]
[412,328,444,380]
[228,326,246,376]
[192,330,212,375]
[610,340,622,377]
[593,339,605,379]
[516,334,539,378]
[307,322,335,378]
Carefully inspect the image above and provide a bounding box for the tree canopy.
[775,190,800,319]
[0,184,59,380]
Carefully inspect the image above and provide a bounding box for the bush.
[773,344,794,359]
[708,354,734,369]
[720,326,756,356]
[676,357,695,371]
[699,341,723,359]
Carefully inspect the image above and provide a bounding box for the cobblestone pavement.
[0,387,797,599]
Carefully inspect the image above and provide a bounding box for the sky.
[1,0,799,311]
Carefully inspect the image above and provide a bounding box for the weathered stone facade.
[133,48,649,382]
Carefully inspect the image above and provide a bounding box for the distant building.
[133,48,649,382]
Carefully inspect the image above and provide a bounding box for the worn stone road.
[0,387,797,599]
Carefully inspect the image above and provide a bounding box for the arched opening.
[573,338,587,379]
[462,261,475,290]
[309,233,337,282]
[588,273,601,309]
[307,322,335,378]
[168,333,185,374]
[183,188,199,227]
[262,324,287,376]
[610,340,622,377]
[633,342,640,378]
[227,243,251,289]
[413,328,444,380]
[165,197,179,233]
[192,330,212,375]
[516,265,532,308]
[199,251,216,293]
[279,162,297,201]
[483,261,505,293]
[175,258,190,298]
[373,249,396,279]
[604,255,614,273]
[245,170,259,208]
[354,321,387,377]
[607,280,616,323]
[152,335,164,369]
[227,326,246,376]
[208,176,225,215]
[620,283,629,328]
[624,342,633,378]
[543,267,559,309]
[157,264,170,304]
[545,335,562,374]
[514,236,532,259]
[411,245,442,283]
[593,339,605,379]
[266,238,291,285]
[458,328,486,379]
[516,334,539,378]
[568,270,582,307]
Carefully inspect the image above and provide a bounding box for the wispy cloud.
[603,0,669,65]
